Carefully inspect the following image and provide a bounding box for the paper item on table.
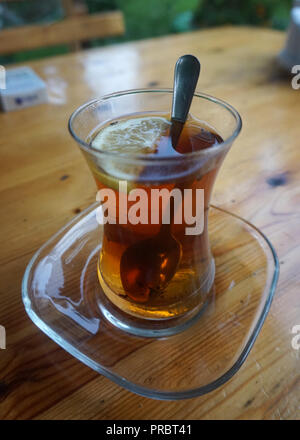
[0,66,47,112]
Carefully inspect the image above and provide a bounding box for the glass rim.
[68,88,242,162]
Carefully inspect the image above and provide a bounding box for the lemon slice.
[92,116,170,156]
[90,116,170,189]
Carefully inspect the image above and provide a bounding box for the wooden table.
[0,27,299,420]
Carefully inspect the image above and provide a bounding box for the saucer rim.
[22,203,280,400]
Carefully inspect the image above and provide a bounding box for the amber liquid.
[89,113,225,319]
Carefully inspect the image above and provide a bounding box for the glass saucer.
[22,203,279,400]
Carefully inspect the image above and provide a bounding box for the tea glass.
[68,89,242,336]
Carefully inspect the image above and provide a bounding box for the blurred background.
[0,0,293,64]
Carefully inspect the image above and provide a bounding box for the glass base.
[97,254,215,337]
[22,203,279,400]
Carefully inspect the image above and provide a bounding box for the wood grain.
[0,27,299,420]
[0,11,125,55]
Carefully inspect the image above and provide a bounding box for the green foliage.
[0,0,293,64]
[114,0,199,40]
[88,0,292,42]
[195,0,292,30]
[0,0,63,27]
[13,45,70,63]
[86,0,117,13]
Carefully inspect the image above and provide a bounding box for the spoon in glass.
[120,55,201,303]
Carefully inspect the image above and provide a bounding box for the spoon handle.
[171,54,201,124]
[161,55,201,234]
